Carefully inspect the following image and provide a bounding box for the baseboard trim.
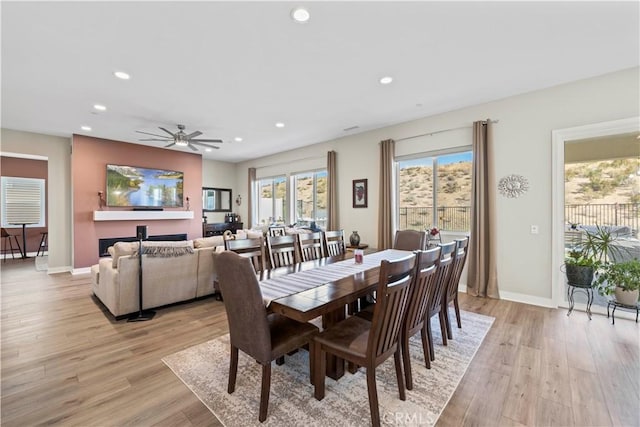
[72,267,91,275]
[458,284,555,308]
[48,266,73,274]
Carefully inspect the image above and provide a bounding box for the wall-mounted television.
[106,164,184,208]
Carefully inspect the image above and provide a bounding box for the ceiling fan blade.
[190,141,220,149]
[188,144,199,151]
[159,127,176,137]
[136,130,172,138]
[185,131,202,139]
[139,138,171,142]
[165,142,176,148]
[190,138,223,143]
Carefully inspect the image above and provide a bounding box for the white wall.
[202,158,238,224]
[1,128,73,272]
[236,67,640,306]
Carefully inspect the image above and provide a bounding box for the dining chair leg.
[426,320,435,362]
[259,363,271,422]
[308,341,315,386]
[444,306,453,340]
[276,356,285,365]
[438,311,448,346]
[420,324,431,369]
[228,345,239,393]
[365,367,381,427]
[454,296,462,328]
[393,348,406,401]
[401,333,413,390]
[314,343,325,400]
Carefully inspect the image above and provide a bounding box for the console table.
[203,222,244,237]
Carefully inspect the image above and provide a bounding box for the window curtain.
[248,167,256,228]
[327,151,338,230]
[377,139,395,249]
[467,120,499,298]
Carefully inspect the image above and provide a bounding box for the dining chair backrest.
[368,254,416,361]
[268,226,286,237]
[393,229,427,251]
[323,230,346,257]
[297,232,324,261]
[445,237,470,303]
[216,251,272,362]
[266,234,298,268]
[225,237,266,273]
[427,241,456,316]
[404,247,441,335]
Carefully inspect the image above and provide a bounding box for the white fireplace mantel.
[93,210,195,221]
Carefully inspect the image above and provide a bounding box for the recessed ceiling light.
[275,122,285,128]
[291,7,310,23]
[234,137,243,142]
[93,104,107,111]
[113,71,130,80]
[379,76,393,85]
[205,148,212,152]
[81,125,92,131]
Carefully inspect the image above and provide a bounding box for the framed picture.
[352,179,368,208]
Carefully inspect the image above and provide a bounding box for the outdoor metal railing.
[398,203,639,233]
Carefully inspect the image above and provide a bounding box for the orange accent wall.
[72,135,203,268]
[0,156,48,254]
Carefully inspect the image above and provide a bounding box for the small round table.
[566,282,594,320]
[607,299,640,324]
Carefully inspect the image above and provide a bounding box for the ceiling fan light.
[175,140,189,147]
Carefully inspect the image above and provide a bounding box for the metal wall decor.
[498,174,529,198]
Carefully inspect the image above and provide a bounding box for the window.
[257,176,287,225]
[1,176,46,228]
[293,170,327,229]
[396,150,472,232]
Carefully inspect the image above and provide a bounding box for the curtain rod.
[396,119,499,142]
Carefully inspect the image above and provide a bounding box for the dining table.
[258,248,414,380]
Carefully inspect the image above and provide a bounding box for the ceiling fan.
[136,124,222,151]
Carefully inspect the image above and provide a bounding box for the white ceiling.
[2,1,638,163]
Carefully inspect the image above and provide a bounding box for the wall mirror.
[202,187,232,212]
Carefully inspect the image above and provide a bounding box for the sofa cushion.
[194,235,225,248]
[112,241,140,268]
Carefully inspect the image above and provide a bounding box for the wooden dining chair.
[266,234,298,268]
[1,227,23,261]
[225,237,266,273]
[322,230,346,257]
[423,241,456,367]
[297,232,324,261]
[313,253,416,427]
[400,247,440,389]
[393,229,428,251]
[216,251,319,423]
[442,236,470,339]
[268,226,286,237]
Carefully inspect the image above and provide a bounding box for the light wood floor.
[1,259,638,426]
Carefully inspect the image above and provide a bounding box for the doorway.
[552,117,640,313]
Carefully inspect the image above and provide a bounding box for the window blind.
[1,177,45,227]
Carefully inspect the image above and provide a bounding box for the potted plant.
[594,259,640,306]
[564,224,620,287]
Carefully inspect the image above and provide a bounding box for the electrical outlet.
[530,225,539,234]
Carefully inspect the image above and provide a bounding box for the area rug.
[162,310,494,427]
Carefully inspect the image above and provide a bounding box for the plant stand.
[566,282,594,320]
[606,299,640,324]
